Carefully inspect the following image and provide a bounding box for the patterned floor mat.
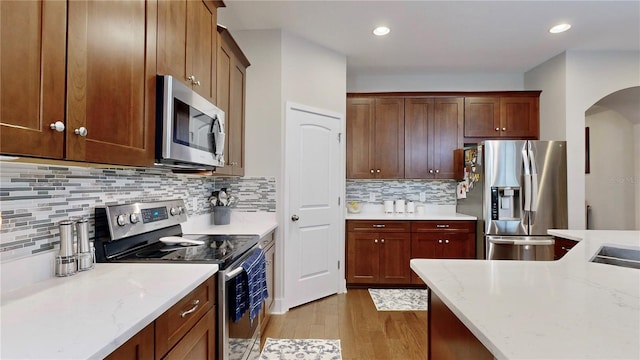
[259,338,342,360]
[368,288,429,311]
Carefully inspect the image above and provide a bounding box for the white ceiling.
[217,0,640,77]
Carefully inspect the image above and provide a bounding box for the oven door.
[219,247,262,360]
[157,75,225,168]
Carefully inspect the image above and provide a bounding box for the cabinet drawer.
[347,220,411,233]
[411,220,475,233]
[155,276,216,359]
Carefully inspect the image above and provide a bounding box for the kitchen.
[1,1,639,359]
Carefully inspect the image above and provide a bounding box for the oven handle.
[225,266,244,281]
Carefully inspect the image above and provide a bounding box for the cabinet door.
[162,307,216,360]
[346,232,379,284]
[404,97,434,179]
[440,233,475,259]
[105,322,154,360]
[379,232,411,284]
[432,98,463,179]
[216,28,248,176]
[374,98,405,178]
[411,233,439,284]
[157,0,188,84]
[346,98,376,178]
[500,96,539,139]
[0,0,66,158]
[66,0,156,167]
[187,0,216,103]
[464,97,500,138]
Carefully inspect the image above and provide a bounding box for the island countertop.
[0,263,218,359]
[410,230,640,359]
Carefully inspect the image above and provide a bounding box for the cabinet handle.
[49,121,65,132]
[372,224,385,228]
[180,299,200,318]
[445,239,450,244]
[381,238,385,244]
[376,169,381,173]
[74,127,88,137]
[495,127,500,131]
[374,239,378,243]
[502,127,506,131]
[561,246,571,252]
[436,224,449,228]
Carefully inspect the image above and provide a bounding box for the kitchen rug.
[368,288,429,311]
[259,338,342,360]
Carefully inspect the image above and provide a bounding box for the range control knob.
[178,206,185,214]
[116,214,127,226]
[130,213,141,224]
[170,207,179,216]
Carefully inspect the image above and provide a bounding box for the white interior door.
[284,102,343,309]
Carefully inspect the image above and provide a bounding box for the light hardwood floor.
[262,289,428,360]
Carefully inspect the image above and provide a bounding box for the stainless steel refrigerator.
[456,140,568,260]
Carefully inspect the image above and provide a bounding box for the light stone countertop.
[345,204,476,221]
[411,230,640,359]
[0,263,218,359]
[181,211,278,238]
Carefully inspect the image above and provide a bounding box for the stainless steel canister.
[75,217,94,271]
[55,220,77,276]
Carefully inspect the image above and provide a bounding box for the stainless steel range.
[94,199,262,360]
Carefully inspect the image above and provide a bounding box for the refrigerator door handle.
[528,146,539,213]
[487,237,515,245]
[521,145,532,213]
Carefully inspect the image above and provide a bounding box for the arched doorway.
[584,86,640,230]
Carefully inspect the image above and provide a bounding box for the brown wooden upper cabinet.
[157,0,220,104]
[405,97,463,179]
[1,0,157,167]
[346,97,405,179]
[215,26,250,176]
[464,93,540,140]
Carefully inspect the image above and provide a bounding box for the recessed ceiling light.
[373,26,390,36]
[549,23,571,34]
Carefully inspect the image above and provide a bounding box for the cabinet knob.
[495,127,500,131]
[291,214,299,221]
[429,169,434,174]
[49,121,65,132]
[445,239,450,244]
[187,75,196,83]
[370,169,374,174]
[502,127,507,131]
[438,239,443,244]
[374,239,378,243]
[74,127,88,137]
[435,169,440,174]
[194,80,201,86]
[376,169,381,173]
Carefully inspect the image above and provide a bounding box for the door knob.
[49,121,65,132]
[291,214,299,221]
[74,127,88,137]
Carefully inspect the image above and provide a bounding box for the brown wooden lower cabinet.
[429,289,493,360]
[105,322,155,360]
[104,275,217,360]
[554,237,578,260]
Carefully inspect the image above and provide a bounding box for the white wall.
[230,29,347,313]
[585,107,637,230]
[525,50,640,229]
[635,124,640,229]
[347,71,524,92]
[524,53,567,141]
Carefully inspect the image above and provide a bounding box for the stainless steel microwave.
[155,75,225,169]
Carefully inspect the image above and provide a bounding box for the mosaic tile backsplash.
[346,179,456,204]
[0,161,275,261]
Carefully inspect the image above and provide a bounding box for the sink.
[590,246,640,269]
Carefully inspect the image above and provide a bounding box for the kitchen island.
[411,230,640,359]
[0,263,218,359]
